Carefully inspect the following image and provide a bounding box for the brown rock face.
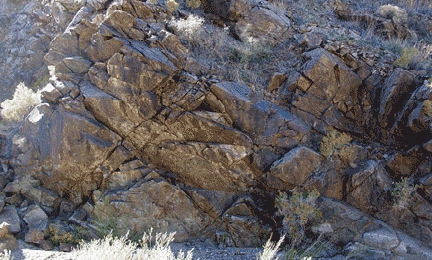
[346,160,392,215]
[268,147,323,190]
[2,0,432,253]
[101,179,212,242]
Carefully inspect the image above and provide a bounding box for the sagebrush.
[320,130,352,157]
[391,177,418,210]
[275,190,322,247]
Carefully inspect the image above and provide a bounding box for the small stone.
[60,243,75,252]
[69,208,88,224]
[23,205,48,230]
[266,72,288,92]
[362,228,399,250]
[0,237,18,252]
[41,83,62,102]
[25,229,45,244]
[39,239,54,251]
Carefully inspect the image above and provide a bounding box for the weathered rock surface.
[0,0,82,102]
[0,0,431,258]
[0,222,18,252]
[268,147,323,189]
[0,206,20,234]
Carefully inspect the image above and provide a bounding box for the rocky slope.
[0,0,432,259]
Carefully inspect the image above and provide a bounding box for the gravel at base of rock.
[10,240,269,260]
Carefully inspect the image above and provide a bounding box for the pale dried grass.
[0,83,41,122]
[73,229,193,260]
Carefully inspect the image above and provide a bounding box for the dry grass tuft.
[0,83,41,122]
[0,250,11,260]
[391,177,418,210]
[257,235,285,260]
[73,229,193,260]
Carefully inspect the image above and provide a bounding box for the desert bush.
[378,4,408,24]
[166,0,179,13]
[186,0,200,9]
[392,43,432,69]
[73,229,193,260]
[0,82,41,122]
[170,14,204,48]
[381,38,409,55]
[228,37,272,66]
[391,177,418,210]
[275,190,322,247]
[47,223,83,246]
[423,100,432,117]
[269,0,289,12]
[135,229,193,260]
[393,47,419,67]
[0,250,10,260]
[258,235,285,260]
[92,196,121,238]
[319,130,352,157]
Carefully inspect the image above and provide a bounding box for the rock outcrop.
[0,0,431,258]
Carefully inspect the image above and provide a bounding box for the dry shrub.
[1,83,41,122]
[319,130,352,157]
[258,235,285,260]
[378,4,408,24]
[276,190,322,247]
[393,43,432,69]
[166,0,179,13]
[0,250,10,260]
[423,100,432,117]
[73,229,193,260]
[186,0,200,9]
[391,177,418,210]
[170,14,204,48]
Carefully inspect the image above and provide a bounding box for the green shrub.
[0,82,41,122]
[391,177,418,210]
[47,223,83,246]
[319,130,352,157]
[275,190,322,247]
[92,196,121,238]
[393,47,419,68]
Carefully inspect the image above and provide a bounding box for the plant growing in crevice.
[423,100,432,117]
[319,130,352,157]
[92,197,121,239]
[275,190,322,247]
[391,177,418,210]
